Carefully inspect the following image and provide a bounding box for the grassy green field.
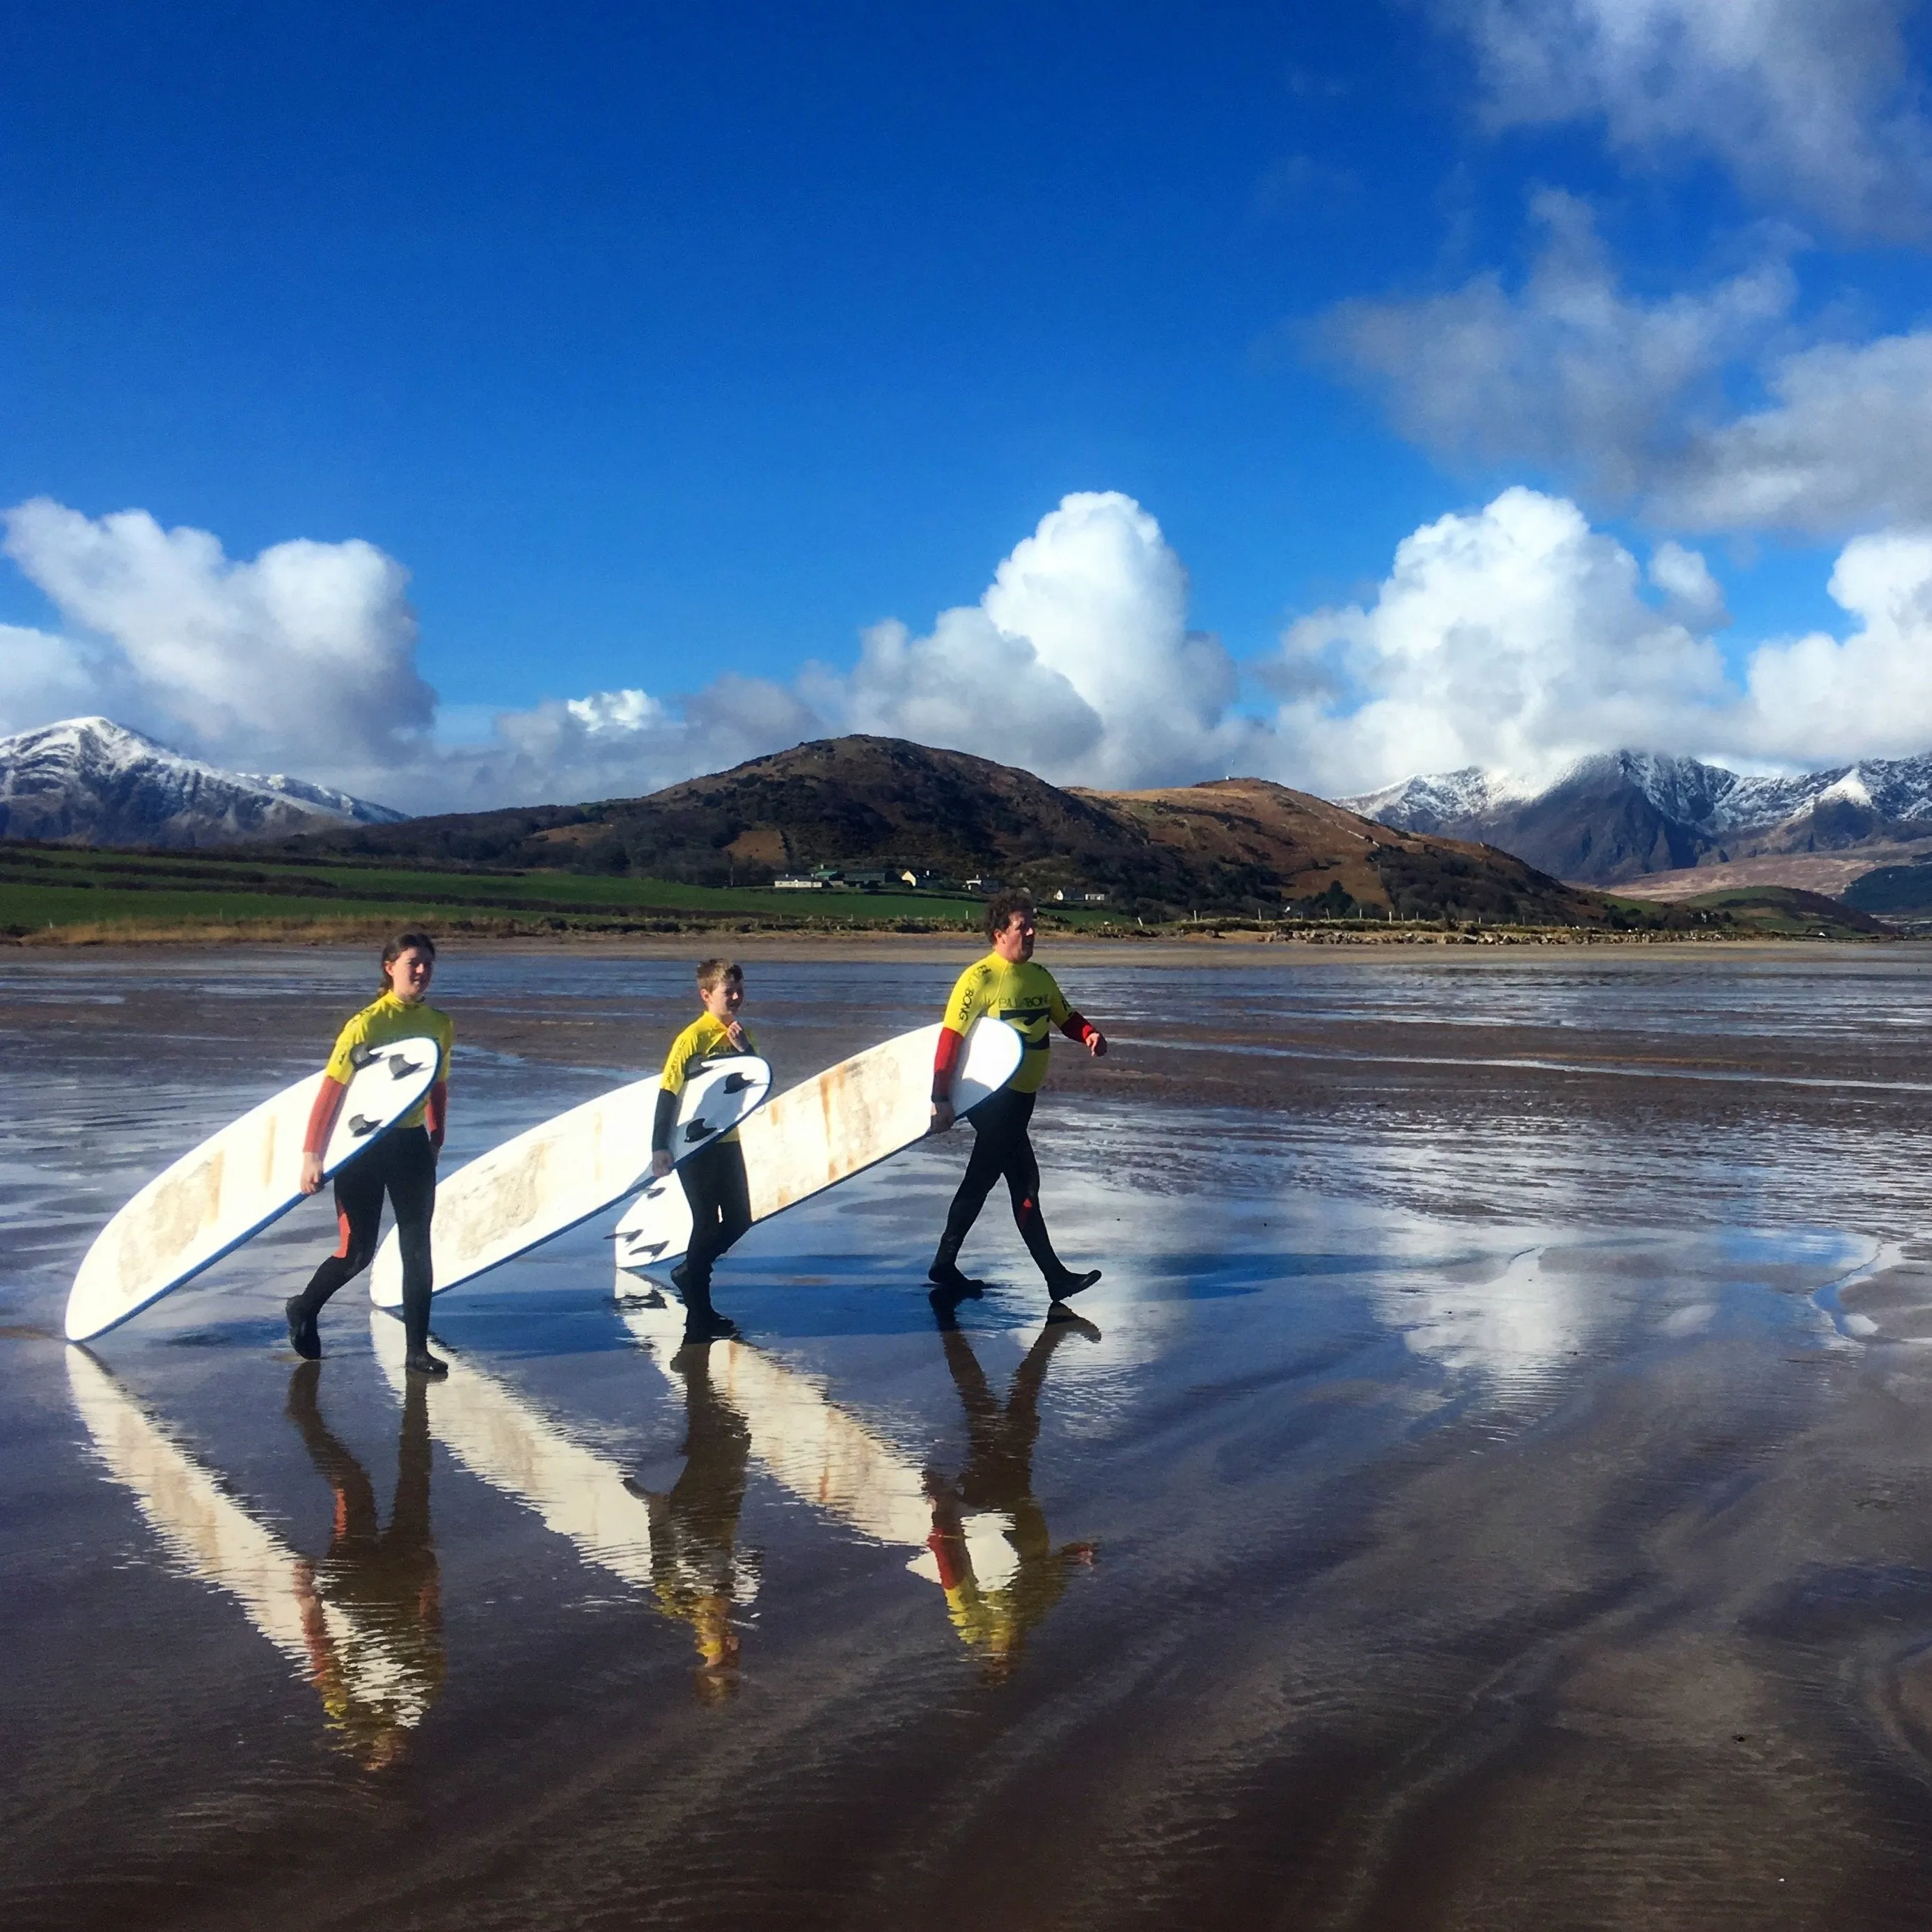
[1,844,1893,945]
[0,844,1115,939]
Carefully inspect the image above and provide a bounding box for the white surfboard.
[619,1287,1025,1596]
[367,1310,663,1592]
[370,1054,771,1308]
[618,1286,936,1550]
[65,1037,441,1343]
[611,1019,1023,1274]
[66,1349,435,1745]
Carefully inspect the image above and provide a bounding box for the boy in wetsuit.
[286,929,453,1377]
[652,959,756,1344]
[927,892,1107,1304]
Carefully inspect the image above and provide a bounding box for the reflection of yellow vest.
[942,1580,1020,1663]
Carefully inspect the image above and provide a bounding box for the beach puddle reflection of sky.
[11,949,1932,1929]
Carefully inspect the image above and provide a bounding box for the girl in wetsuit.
[650,957,755,1344]
[285,931,454,1376]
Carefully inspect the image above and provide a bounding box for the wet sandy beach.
[10,943,1932,1930]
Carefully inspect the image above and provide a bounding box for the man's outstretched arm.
[1060,1011,1107,1056]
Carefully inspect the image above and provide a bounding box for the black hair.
[983,890,1036,944]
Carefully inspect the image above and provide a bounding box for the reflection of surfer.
[287,931,453,1377]
[629,1340,755,1700]
[928,893,1107,1303]
[922,1303,1099,1681]
[650,959,756,1344]
[285,1360,445,1768]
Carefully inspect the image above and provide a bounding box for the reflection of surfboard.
[66,1037,440,1342]
[370,1055,771,1307]
[613,1020,1022,1273]
[65,1349,432,1738]
[368,1309,659,1589]
[620,1287,934,1548]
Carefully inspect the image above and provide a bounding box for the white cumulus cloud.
[807,490,1269,790]
[1433,0,1932,238]
[0,623,109,736]
[0,499,436,776]
[19,485,1932,820]
[1731,529,1932,762]
[1272,485,1932,792]
[1272,486,1731,794]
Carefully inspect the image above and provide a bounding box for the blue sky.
[6,1,1932,808]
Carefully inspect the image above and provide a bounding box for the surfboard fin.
[347,1113,381,1138]
[387,1055,425,1079]
[683,1120,711,1141]
[722,1071,751,1092]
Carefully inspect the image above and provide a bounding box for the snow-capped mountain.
[0,718,406,847]
[1342,749,1932,886]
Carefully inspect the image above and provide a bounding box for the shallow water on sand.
[13,946,1932,1929]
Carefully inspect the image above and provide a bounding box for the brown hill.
[281,736,1613,924]
[1092,777,1602,923]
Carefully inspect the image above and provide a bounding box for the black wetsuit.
[937,1087,1066,1282]
[289,1126,437,1353]
[677,1138,752,1296]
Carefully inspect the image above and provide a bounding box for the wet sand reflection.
[67,1348,442,1766]
[917,1306,1099,1680]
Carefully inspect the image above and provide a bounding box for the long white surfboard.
[618,1285,1025,1592]
[66,1037,441,1343]
[66,1349,435,1743]
[611,1019,1023,1274]
[367,1310,665,1593]
[618,1286,932,1548]
[370,1055,771,1308]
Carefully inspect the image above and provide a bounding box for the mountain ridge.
[1342,749,1932,887]
[276,733,1618,925]
[0,717,406,848]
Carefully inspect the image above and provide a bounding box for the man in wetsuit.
[927,891,1107,1303]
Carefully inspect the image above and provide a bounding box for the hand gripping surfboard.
[611,1017,1023,1275]
[65,1037,441,1342]
[368,1054,771,1307]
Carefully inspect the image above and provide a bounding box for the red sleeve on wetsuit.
[303,1075,348,1158]
[424,1080,448,1152]
[932,1025,965,1102]
[1060,1010,1099,1046]
[925,1527,967,1591]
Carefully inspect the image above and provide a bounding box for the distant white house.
[773,875,824,890]
[1049,888,1108,905]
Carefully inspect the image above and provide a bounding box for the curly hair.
[982,890,1037,943]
